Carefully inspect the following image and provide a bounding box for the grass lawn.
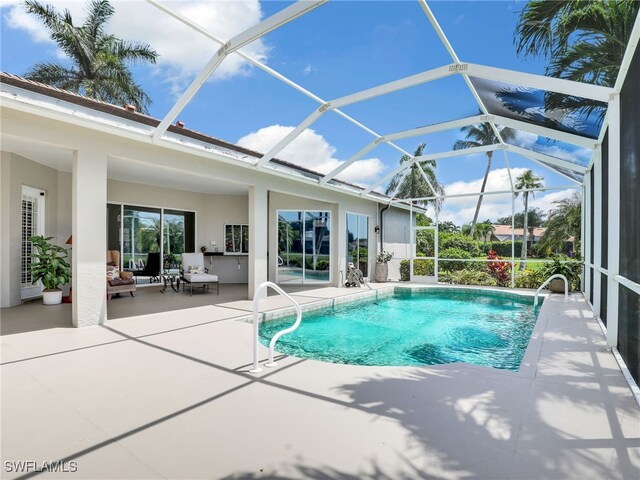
[470,257,548,271]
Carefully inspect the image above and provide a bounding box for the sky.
[0,0,589,224]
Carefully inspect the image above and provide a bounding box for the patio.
[1,287,638,479]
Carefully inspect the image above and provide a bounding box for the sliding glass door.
[277,210,331,284]
[107,204,195,283]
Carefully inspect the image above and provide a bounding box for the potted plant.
[374,250,393,283]
[539,254,580,293]
[29,236,71,305]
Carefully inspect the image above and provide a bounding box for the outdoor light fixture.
[375,225,380,234]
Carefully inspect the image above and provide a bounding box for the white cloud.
[512,131,592,163]
[302,63,315,76]
[437,167,576,225]
[2,0,268,90]
[236,125,385,185]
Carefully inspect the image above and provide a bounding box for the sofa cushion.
[108,278,135,287]
[183,273,218,283]
[187,265,204,274]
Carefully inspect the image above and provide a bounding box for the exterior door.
[21,185,45,299]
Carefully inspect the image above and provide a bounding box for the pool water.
[259,290,540,371]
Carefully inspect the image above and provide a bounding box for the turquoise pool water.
[259,289,540,371]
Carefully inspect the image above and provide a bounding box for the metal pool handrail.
[534,274,568,307]
[250,281,302,373]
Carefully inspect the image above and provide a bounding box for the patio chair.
[133,252,161,283]
[180,252,219,296]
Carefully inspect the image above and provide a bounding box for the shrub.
[486,250,512,287]
[438,248,472,272]
[440,270,497,286]
[315,260,330,271]
[377,250,393,263]
[539,254,583,290]
[399,259,434,281]
[515,269,544,289]
[481,241,523,257]
[439,233,482,257]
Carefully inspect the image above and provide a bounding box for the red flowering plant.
[486,250,512,287]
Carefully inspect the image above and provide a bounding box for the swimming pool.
[259,289,541,371]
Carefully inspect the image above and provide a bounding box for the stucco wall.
[0,152,65,307]
[107,179,249,283]
[381,206,413,280]
[269,191,379,286]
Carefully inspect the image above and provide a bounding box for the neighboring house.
[491,225,546,244]
[0,73,416,326]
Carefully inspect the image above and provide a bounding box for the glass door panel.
[122,205,161,283]
[305,211,331,283]
[162,210,186,273]
[357,215,369,277]
[346,213,369,278]
[277,211,304,284]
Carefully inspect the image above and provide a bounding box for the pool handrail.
[250,281,302,373]
[534,274,568,307]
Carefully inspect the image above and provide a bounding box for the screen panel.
[469,77,605,140]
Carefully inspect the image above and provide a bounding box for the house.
[0,72,417,327]
[491,225,546,244]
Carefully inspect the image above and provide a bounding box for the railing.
[250,281,302,373]
[534,274,569,307]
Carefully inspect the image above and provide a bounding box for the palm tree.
[453,123,515,238]
[24,0,158,113]
[538,192,582,253]
[514,0,639,119]
[385,144,445,210]
[514,170,544,270]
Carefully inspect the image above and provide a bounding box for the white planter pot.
[43,289,63,305]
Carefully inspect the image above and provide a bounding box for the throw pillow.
[106,265,120,281]
[188,266,203,274]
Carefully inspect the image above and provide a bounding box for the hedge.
[438,248,472,272]
[439,233,482,257]
[400,259,434,281]
[481,240,523,257]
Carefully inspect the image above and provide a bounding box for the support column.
[336,203,347,287]
[606,94,620,348]
[593,147,602,315]
[584,171,592,299]
[72,149,107,327]
[248,185,268,299]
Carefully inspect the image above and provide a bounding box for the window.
[225,224,248,254]
[21,185,45,299]
[346,213,369,277]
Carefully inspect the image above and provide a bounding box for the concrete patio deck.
[1,286,638,479]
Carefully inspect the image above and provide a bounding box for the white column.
[584,171,592,299]
[248,185,268,299]
[606,94,620,348]
[72,149,107,327]
[593,147,602,316]
[336,204,347,287]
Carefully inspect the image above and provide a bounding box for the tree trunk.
[520,193,529,270]
[470,153,492,238]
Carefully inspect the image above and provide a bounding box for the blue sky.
[0,0,587,224]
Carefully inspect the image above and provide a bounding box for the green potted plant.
[539,254,580,293]
[29,236,70,305]
[374,250,394,283]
